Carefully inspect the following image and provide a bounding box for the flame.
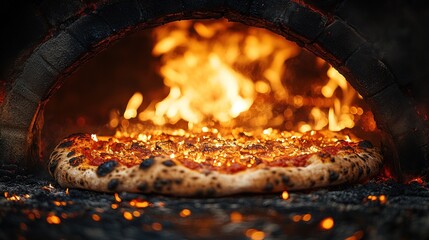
[114,19,375,135]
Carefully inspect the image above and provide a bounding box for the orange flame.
[114,19,374,134]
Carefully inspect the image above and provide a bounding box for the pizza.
[48,128,383,196]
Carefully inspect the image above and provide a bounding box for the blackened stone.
[107,179,120,191]
[137,0,184,21]
[66,14,113,48]
[345,46,395,98]
[96,160,118,177]
[183,0,224,11]
[316,19,365,65]
[140,158,155,170]
[286,1,328,42]
[14,53,58,98]
[249,0,290,24]
[97,0,142,32]
[38,0,84,26]
[226,0,252,14]
[37,31,86,72]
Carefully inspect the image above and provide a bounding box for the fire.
[112,19,375,138]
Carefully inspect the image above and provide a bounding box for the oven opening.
[42,19,378,166]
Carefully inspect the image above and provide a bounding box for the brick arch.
[0,0,427,177]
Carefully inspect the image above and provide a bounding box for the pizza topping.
[96,160,118,177]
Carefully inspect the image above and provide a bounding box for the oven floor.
[1,168,428,240]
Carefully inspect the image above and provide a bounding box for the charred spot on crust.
[139,157,155,170]
[67,151,75,157]
[328,170,339,182]
[281,174,290,185]
[69,156,84,167]
[206,188,216,196]
[137,182,148,192]
[358,167,364,177]
[358,140,373,149]
[154,178,172,191]
[174,179,183,185]
[330,157,335,163]
[108,179,119,191]
[264,182,274,192]
[58,141,73,148]
[49,160,58,175]
[96,160,118,177]
[162,159,176,167]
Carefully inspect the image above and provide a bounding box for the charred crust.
[108,179,119,191]
[358,140,373,149]
[96,160,118,177]
[206,188,216,196]
[358,166,364,177]
[174,179,183,185]
[49,160,58,175]
[310,180,316,187]
[263,182,274,192]
[137,182,148,192]
[67,151,75,157]
[281,175,290,185]
[58,141,73,148]
[69,156,84,167]
[162,159,176,167]
[328,170,339,182]
[154,178,172,191]
[139,157,155,170]
[330,157,335,163]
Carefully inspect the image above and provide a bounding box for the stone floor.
[1,166,429,240]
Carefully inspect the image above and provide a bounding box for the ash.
[1,165,429,240]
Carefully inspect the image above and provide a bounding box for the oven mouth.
[0,1,428,180]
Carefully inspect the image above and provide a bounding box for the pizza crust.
[49,136,383,196]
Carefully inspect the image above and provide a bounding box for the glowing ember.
[179,208,192,217]
[114,193,122,202]
[42,184,55,192]
[123,211,133,220]
[245,229,266,240]
[281,191,289,200]
[230,211,243,223]
[111,203,119,209]
[92,214,101,221]
[320,217,334,230]
[65,188,69,195]
[133,211,141,217]
[302,214,312,222]
[130,199,149,208]
[46,215,61,224]
[344,230,365,240]
[152,222,163,231]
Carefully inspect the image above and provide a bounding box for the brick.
[226,0,253,15]
[38,0,84,26]
[137,0,185,21]
[315,19,365,65]
[67,14,113,48]
[0,83,40,128]
[249,0,290,24]
[0,127,28,166]
[286,1,328,42]
[393,132,429,176]
[366,85,417,137]
[183,0,225,12]
[14,54,58,99]
[345,46,395,98]
[37,32,86,72]
[97,0,142,32]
